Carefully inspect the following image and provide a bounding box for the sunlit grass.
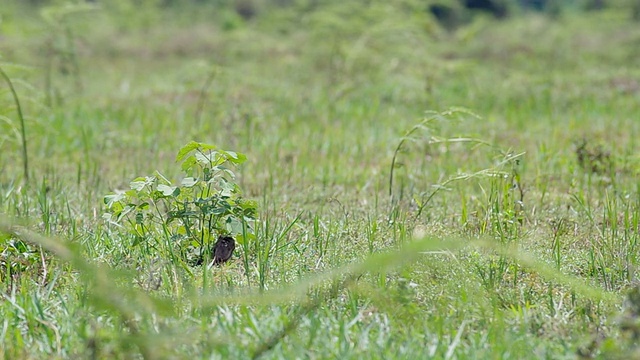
[2,2,640,358]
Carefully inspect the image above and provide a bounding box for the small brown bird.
[212,235,235,265]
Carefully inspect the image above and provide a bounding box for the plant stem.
[0,65,29,184]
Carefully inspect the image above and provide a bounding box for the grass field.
[2,1,640,358]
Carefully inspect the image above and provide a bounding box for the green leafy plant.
[103,141,257,266]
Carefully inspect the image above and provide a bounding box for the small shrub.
[103,141,257,266]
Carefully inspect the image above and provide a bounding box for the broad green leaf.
[181,177,198,187]
[130,178,147,191]
[225,151,247,164]
[225,216,243,235]
[157,184,178,197]
[222,168,236,179]
[218,178,236,197]
[199,143,217,151]
[213,166,236,179]
[136,202,150,210]
[241,201,258,219]
[130,176,155,191]
[195,151,213,166]
[176,141,201,162]
[240,199,258,210]
[235,232,256,245]
[180,155,197,173]
[103,192,125,207]
[195,151,227,167]
[106,201,124,216]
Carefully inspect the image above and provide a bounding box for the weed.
[103,141,257,267]
[0,65,29,184]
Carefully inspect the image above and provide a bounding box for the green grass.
[2,1,640,358]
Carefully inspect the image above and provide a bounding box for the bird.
[212,235,235,265]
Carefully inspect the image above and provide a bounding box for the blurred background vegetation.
[4,0,640,36]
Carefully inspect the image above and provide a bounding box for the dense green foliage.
[2,1,640,358]
[103,141,257,267]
